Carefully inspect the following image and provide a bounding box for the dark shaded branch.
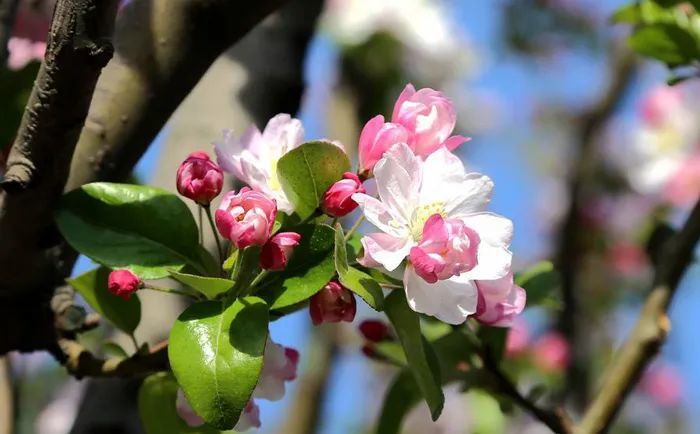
[56,339,168,378]
[0,0,117,294]
[555,46,636,407]
[66,0,287,189]
[576,197,700,434]
[0,0,20,65]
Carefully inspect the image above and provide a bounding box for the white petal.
[460,242,512,281]
[444,173,494,216]
[359,232,412,271]
[419,146,470,205]
[461,212,514,246]
[352,193,409,238]
[261,114,304,159]
[239,152,272,193]
[404,266,478,325]
[374,143,421,221]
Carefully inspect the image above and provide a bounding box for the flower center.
[410,202,446,240]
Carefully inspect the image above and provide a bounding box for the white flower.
[353,143,513,324]
[215,114,304,214]
[253,338,299,401]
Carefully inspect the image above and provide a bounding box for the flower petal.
[359,232,412,271]
[374,143,421,221]
[445,173,495,216]
[461,212,514,246]
[352,193,409,238]
[404,266,478,325]
[461,242,512,281]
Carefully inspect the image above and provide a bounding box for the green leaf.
[138,372,220,434]
[169,270,234,300]
[103,341,129,358]
[258,224,336,310]
[56,183,202,279]
[384,291,444,421]
[372,341,408,366]
[168,297,268,430]
[515,261,561,308]
[611,3,641,24]
[276,141,351,219]
[334,223,384,310]
[628,23,700,67]
[68,267,141,334]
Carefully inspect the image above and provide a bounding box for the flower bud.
[107,269,142,300]
[309,281,356,325]
[358,319,391,342]
[358,115,411,174]
[392,84,468,157]
[532,332,570,373]
[322,172,366,217]
[473,273,526,327]
[254,338,299,401]
[176,151,224,205]
[409,214,480,283]
[260,232,301,271]
[215,187,277,248]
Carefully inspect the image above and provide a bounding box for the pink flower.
[639,85,682,127]
[409,214,480,283]
[640,364,683,408]
[107,269,141,300]
[532,332,570,373]
[260,232,301,271]
[358,115,411,174]
[322,172,366,217]
[359,320,391,342]
[392,84,469,158]
[254,338,299,401]
[474,273,526,327]
[505,318,531,358]
[664,152,700,207]
[215,187,277,248]
[176,151,223,205]
[176,390,260,431]
[309,281,357,325]
[607,241,648,276]
[7,37,46,70]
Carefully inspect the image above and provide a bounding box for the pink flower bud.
[107,269,141,300]
[176,151,224,205]
[640,364,683,408]
[474,273,526,327]
[215,187,277,248]
[505,318,530,358]
[392,84,469,158]
[260,232,301,271]
[358,115,411,174]
[322,172,366,217]
[359,319,391,342]
[309,281,356,325]
[409,214,480,283]
[532,332,570,373]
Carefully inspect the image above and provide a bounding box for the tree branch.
[555,46,636,406]
[0,0,20,65]
[576,197,700,434]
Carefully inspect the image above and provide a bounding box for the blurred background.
[2,0,700,433]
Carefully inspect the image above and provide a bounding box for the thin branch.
[0,356,12,434]
[56,338,169,379]
[575,197,700,434]
[0,0,20,65]
[555,46,636,406]
[480,346,573,434]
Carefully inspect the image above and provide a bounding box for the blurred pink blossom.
[640,364,683,408]
[532,332,570,373]
[664,152,700,207]
[505,318,531,358]
[607,241,648,277]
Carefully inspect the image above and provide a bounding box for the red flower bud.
[260,232,301,271]
[309,280,356,325]
[176,151,224,205]
[358,319,391,342]
[321,172,365,217]
[107,269,142,300]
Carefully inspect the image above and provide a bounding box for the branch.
[480,347,573,434]
[0,0,19,65]
[0,0,117,294]
[555,46,636,406]
[55,338,169,379]
[576,197,700,434]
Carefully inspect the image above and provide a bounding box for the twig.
[575,197,700,434]
[344,215,365,242]
[56,338,168,379]
[480,346,573,434]
[555,46,636,406]
[0,356,12,434]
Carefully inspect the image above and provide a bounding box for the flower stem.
[249,270,269,293]
[197,205,204,244]
[129,334,139,353]
[205,205,224,265]
[344,215,365,241]
[144,284,199,299]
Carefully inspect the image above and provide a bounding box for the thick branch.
[555,47,636,406]
[57,339,169,378]
[0,0,19,65]
[0,0,117,293]
[576,197,700,434]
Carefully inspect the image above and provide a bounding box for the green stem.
[249,270,269,293]
[205,205,224,265]
[129,334,139,353]
[344,215,365,241]
[197,205,204,244]
[144,284,198,299]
